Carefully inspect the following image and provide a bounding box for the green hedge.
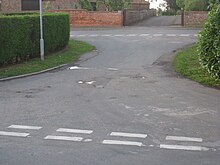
[198,4,220,79]
[0,12,70,65]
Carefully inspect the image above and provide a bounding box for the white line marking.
[107,68,119,71]
[194,34,198,37]
[8,125,42,130]
[86,81,96,85]
[102,140,144,147]
[44,135,83,142]
[114,34,124,37]
[89,34,98,37]
[160,144,209,151]
[57,128,93,134]
[140,34,150,36]
[153,34,163,37]
[69,66,90,70]
[70,35,76,37]
[101,34,112,37]
[0,131,29,137]
[126,34,137,37]
[166,34,177,37]
[78,35,86,37]
[166,136,203,142]
[180,34,190,37]
[110,132,147,138]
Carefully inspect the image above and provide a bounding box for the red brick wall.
[53,10,123,27]
[184,11,208,26]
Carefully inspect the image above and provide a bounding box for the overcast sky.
[148,0,166,9]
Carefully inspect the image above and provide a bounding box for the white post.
[39,0,44,61]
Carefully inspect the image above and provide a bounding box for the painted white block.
[166,136,203,142]
[180,34,190,37]
[89,35,98,37]
[110,132,147,138]
[160,144,209,151]
[166,34,177,37]
[153,34,163,37]
[57,128,93,134]
[140,34,150,36]
[0,131,29,137]
[8,125,42,130]
[102,140,143,147]
[101,34,112,37]
[69,66,90,70]
[114,34,124,37]
[44,135,83,142]
[126,34,137,37]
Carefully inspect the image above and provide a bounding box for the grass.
[174,44,220,88]
[0,40,94,79]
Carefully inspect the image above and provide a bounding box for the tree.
[96,0,131,11]
[176,0,209,11]
[176,0,184,9]
[79,0,93,11]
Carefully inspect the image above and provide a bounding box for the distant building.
[1,0,150,13]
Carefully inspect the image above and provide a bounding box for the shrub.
[198,4,220,79]
[0,12,70,65]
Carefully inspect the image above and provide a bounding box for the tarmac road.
[0,22,220,165]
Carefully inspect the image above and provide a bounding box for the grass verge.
[174,44,220,89]
[0,40,94,79]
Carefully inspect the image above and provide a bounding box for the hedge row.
[0,12,70,65]
[198,4,220,79]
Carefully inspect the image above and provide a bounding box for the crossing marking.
[44,135,83,142]
[0,131,29,137]
[126,34,137,37]
[110,132,147,138]
[8,125,42,130]
[140,34,150,36]
[166,136,203,142]
[57,128,93,134]
[101,34,112,37]
[102,140,144,147]
[160,144,209,151]
[180,34,190,37]
[153,34,163,37]
[166,34,177,37]
[114,34,124,37]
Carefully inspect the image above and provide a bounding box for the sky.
[147,0,166,10]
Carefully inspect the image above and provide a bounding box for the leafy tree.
[97,0,131,11]
[185,0,209,11]
[176,0,185,9]
[79,0,93,11]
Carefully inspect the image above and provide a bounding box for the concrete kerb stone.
[0,64,68,82]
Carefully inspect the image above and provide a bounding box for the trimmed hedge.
[198,4,220,79]
[0,12,70,65]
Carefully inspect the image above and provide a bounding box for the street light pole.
[39,0,44,61]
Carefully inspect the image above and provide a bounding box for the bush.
[185,0,209,11]
[162,9,177,16]
[0,12,70,65]
[198,4,220,79]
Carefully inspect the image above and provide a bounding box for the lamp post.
[39,0,44,61]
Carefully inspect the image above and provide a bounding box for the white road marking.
[126,34,137,37]
[101,34,112,37]
[78,35,86,37]
[0,131,29,137]
[57,128,93,134]
[160,144,209,151]
[166,34,177,37]
[166,136,203,142]
[102,140,144,147]
[114,34,124,37]
[194,34,198,37]
[110,132,147,138]
[44,135,83,142]
[140,34,150,36]
[8,125,42,130]
[85,81,96,85]
[69,66,90,70]
[153,34,163,37]
[107,68,119,71]
[89,34,98,37]
[180,34,190,37]
[78,81,84,84]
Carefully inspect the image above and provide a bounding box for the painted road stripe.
[8,125,42,130]
[78,35,86,37]
[101,34,112,37]
[140,34,150,36]
[44,135,83,142]
[0,131,29,137]
[102,140,144,147]
[57,128,93,134]
[166,136,203,142]
[114,34,124,37]
[160,144,209,151]
[69,66,91,70]
[126,34,137,36]
[166,34,177,37]
[110,132,147,138]
[89,34,98,37]
[153,34,163,37]
[180,34,190,37]
[194,34,198,37]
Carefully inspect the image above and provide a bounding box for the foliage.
[0,12,70,66]
[163,0,180,11]
[96,0,131,11]
[79,0,93,11]
[162,9,177,15]
[174,45,220,88]
[176,0,209,11]
[198,4,220,79]
[0,40,94,79]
